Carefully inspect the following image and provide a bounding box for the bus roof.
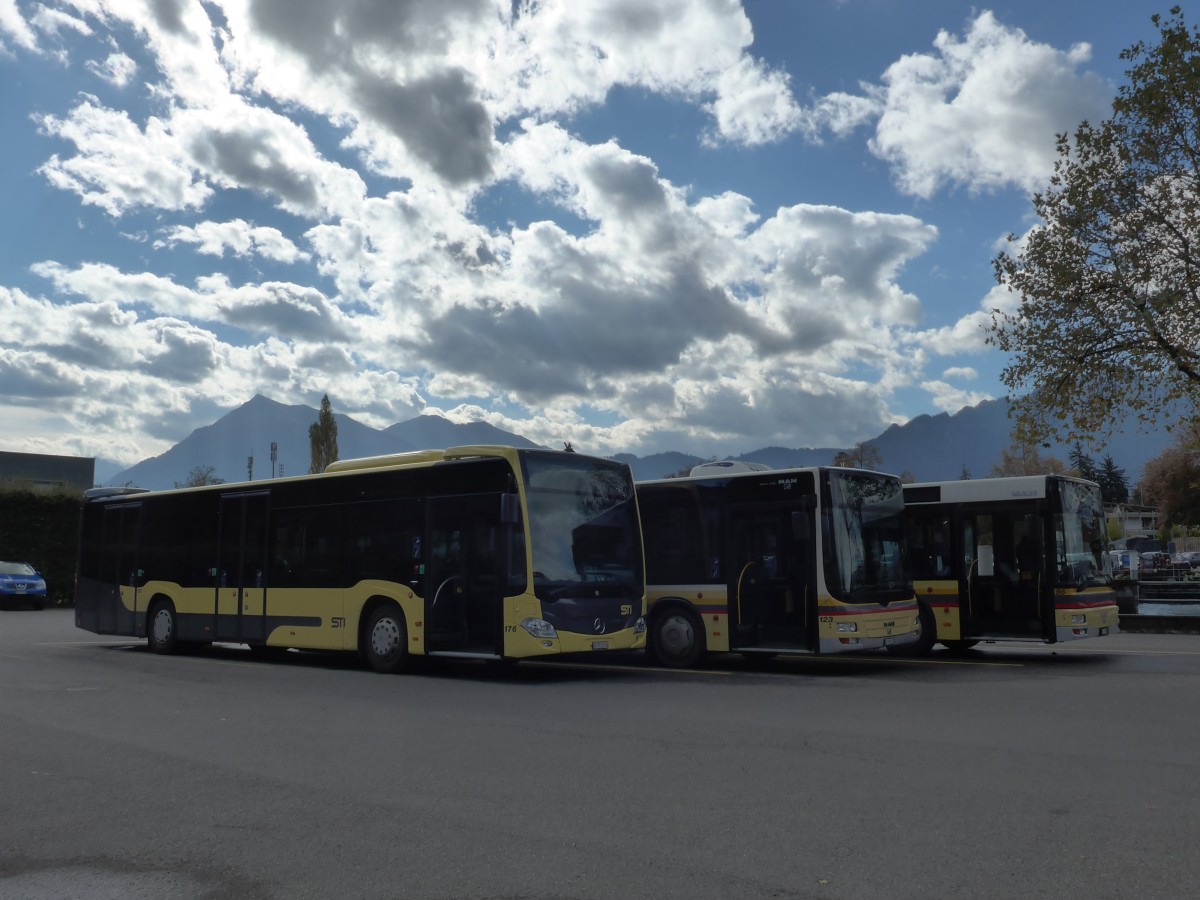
[88,445,618,500]
[687,460,770,475]
[903,474,1097,505]
[638,464,895,487]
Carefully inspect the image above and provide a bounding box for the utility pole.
[271,442,278,478]
[247,456,253,481]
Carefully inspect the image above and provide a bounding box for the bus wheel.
[889,603,936,657]
[650,608,703,669]
[147,601,178,655]
[364,604,408,674]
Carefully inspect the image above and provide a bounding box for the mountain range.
[99,394,1171,491]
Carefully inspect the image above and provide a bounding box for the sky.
[0,0,1168,468]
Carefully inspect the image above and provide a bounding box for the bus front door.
[426,494,503,655]
[728,506,811,652]
[217,492,269,644]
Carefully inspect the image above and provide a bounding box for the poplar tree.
[309,394,339,474]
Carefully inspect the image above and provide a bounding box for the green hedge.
[0,488,80,605]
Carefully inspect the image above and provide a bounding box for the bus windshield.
[521,454,643,601]
[823,470,909,603]
[1056,480,1109,586]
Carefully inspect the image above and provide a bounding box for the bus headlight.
[1071,614,1086,625]
[634,617,647,634]
[836,622,858,633]
[521,617,558,639]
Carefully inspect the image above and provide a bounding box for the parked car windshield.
[0,562,36,576]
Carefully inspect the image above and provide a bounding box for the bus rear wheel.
[650,608,703,669]
[147,601,178,654]
[363,604,408,674]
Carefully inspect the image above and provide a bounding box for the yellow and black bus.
[901,474,1119,653]
[636,462,920,667]
[75,446,646,672]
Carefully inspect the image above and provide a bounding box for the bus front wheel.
[889,602,936,657]
[363,604,408,674]
[650,608,703,669]
[147,601,178,655]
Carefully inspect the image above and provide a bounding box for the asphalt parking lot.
[4,608,1199,900]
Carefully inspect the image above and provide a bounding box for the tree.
[989,443,1066,477]
[832,442,883,470]
[1068,443,1098,481]
[989,8,1200,445]
[308,393,339,474]
[959,465,972,480]
[175,465,224,488]
[1097,454,1130,503]
[1138,422,1200,527]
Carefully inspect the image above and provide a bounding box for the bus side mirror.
[500,492,520,526]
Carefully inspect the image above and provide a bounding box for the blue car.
[0,561,47,610]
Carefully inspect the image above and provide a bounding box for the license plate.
[883,637,895,646]
[1099,627,1108,636]
[591,641,609,650]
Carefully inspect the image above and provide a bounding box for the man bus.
[75,445,646,672]
[636,462,920,668]
[900,474,1119,654]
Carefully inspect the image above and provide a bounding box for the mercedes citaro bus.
[75,446,646,671]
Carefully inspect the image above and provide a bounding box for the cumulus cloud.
[0,0,37,53]
[921,379,993,414]
[159,219,310,263]
[37,98,212,215]
[85,50,137,85]
[807,11,1111,198]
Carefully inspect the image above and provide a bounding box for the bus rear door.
[98,502,141,635]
